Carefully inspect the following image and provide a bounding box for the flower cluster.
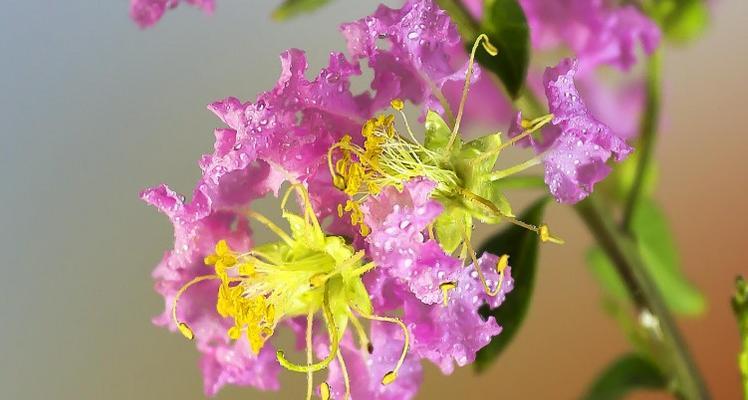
[141,0,639,398]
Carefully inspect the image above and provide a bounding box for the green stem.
[575,196,710,400]
[622,49,662,231]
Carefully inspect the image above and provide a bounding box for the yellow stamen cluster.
[329,108,460,235]
[170,185,413,398]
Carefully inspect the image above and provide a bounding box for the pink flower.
[130,0,214,29]
[142,0,518,396]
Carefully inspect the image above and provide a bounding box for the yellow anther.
[228,326,241,340]
[177,322,194,340]
[440,281,457,306]
[333,174,346,190]
[382,371,398,385]
[266,304,276,323]
[248,330,265,354]
[538,224,564,244]
[320,382,331,400]
[362,119,375,138]
[260,326,274,338]
[238,262,255,276]
[204,239,237,268]
[390,98,404,111]
[496,254,509,273]
[203,254,219,266]
[520,119,533,129]
[337,203,344,217]
[480,36,498,56]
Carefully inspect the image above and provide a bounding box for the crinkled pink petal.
[403,254,513,374]
[511,58,632,203]
[200,340,281,396]
[200,50,369,204]
[362,178,461,305]
[576,72,646,141]
[130,0,214,29]
[320,325,422,400]
[340,0,474,114]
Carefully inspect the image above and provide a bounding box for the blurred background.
[1,0,746,399]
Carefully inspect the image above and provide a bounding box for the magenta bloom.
[142,0,519,396]
[511,58,632,203]
[130,0,214,29]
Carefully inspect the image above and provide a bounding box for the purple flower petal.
[362,178,461,305]
[508,59,633,203]
[130,0,214,29]
[200,341,281,396]
[403,254,513,374]
[340,0,473,114]
[200,50,368,204]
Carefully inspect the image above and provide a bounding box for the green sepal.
[424,110,458,153]
[434,205,471,254]
[454,132,502,190]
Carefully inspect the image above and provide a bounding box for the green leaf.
[474,198,547,372]
[475,0,530,98]
[272,0,332,21]
[434,206,470,254]
[582,353,666,400]
[644,0,709,43]
[587,198,706,315]
[455,132,502,189]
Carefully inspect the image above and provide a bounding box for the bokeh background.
[1,0,746,399]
